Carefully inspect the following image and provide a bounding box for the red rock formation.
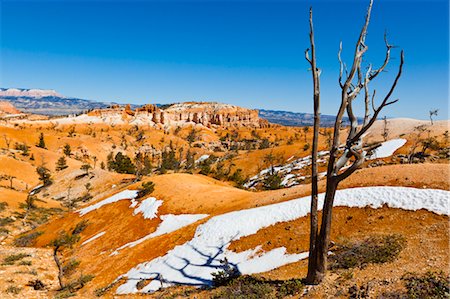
[86,102,269,128]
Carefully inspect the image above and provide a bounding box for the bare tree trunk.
[305,7,321,284]
[53,247,65,290]
[304,0,403,284]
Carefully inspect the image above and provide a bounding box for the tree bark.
[304,0,403,284]
[305,6,321,284]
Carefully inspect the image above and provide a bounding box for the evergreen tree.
[36,166,52,186]
[109,152,136,174]
[160,141,179,171]
[63,143,71,156]
[56,156,68,171]
[37,133,46,149]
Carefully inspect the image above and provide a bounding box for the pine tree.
[55,156,68,171]
[63,144,71,156]
[37,133,46,149]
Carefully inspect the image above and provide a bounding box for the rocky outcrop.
[87,102,269,128]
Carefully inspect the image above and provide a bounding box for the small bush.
[329,234,406,269]
[212,276,273,299]
[262,172,283,190]
[0,201,8,212]
[71,220,89,235]
[5,285,21,294]
[62,259,80,276]
[19,260,32,266]
[26,279,45,290]
[0,217,14,226]
[2,253,31,265]
[54,290,76,299]
[137,181,155,199]
[402,271,449,299]
[14,231,43,247]
[211,258,241,287]
[277,279,304,298]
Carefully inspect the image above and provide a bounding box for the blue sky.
[1,0,448,119]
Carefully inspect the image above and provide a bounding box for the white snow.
[133,197,163,219]
[78,190,139,216]
[81,231,106,245]
[29,184,44,195]
[195,154,210,163]
[111,214,208,256]
[116,186,449,294]
[367,139,407,160]
[245,139,406,189]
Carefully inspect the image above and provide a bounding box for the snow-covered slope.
[116,186,449,294]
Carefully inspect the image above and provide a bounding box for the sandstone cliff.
[87,102,269,128]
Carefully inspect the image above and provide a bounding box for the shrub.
[277,279,304,298]
[402,271,449,299]
[2,253,31,265]
[14,231,43,247]
[137,181,155,199]
[329,234,406,269]
[62,259,80,277]
[19,260,32,266]
[262,172,283,190]
[0,217,14,226]
[211,258,240,287]
[71,220,89,235]
[26,279,45,290]
[5,285,21,294]
[0,201,8,212]
[212,276,273,299]
[259,138,270,149]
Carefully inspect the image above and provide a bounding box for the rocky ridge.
[88,102,270,128]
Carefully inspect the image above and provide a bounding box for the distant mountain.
[0,88,112,116]
[258,109,357,127]
[1,88,359,126]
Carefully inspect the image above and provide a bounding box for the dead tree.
[305,0,404,284]
[304,7,321,283]
[429,109,438,125]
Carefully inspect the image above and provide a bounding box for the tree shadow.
[129,234,241,292]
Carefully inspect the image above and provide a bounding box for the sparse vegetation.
[14,231,44,247]
[137,181,155,199]
[2,253,31,265]
[402,271,449,299]
[5,285,22,294]
[0,201,8,212]
[211,275,304,299]
[329,234,406,270]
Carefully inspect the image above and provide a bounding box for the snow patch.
[133,197,163,219]
[78,190,139,216]
[81,231,105,245]
[367,139,407,160]
[116,186,449,294]
[195,155,210,163]
[111,214,208,256]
